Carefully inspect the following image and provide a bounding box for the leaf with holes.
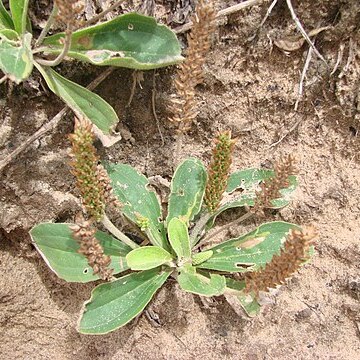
[126,246,173,270]
[42,13,183,70]
[35,63,118,133]
[78,267,172,334]
[207,169,297,228]
[0,33,32,83]
[197,222,300,273]
[106,163,169,251]
[167,158,207,225]
[30,223,131,282]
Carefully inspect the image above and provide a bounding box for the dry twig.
[151,71,165,146]
[85,0,125,26]
[285,0,327,65]
[331,43,345,75]
[268,117,303,148]
[173,0,265,34]
[248,0,278,41]
[294,46,313,111]
[338,38,356,78]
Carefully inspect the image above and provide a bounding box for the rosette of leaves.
[31,154,314,335]
[0,1,182,133]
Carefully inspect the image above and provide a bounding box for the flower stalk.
[170,0,216,163]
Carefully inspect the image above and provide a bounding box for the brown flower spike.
[69,117,119,221]
[169,0,216,133]
[252,154,298,215]
[55,0,83,29]
[70,219,113,281]
[245,226,318,296]
[204,131,236,213]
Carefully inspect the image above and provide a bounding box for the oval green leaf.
[106,162,169,251]
[126,246,173,270]
[197,221,300,273]
[78,267,172,334]
[0,2,14,30]
[0,33,33,83]
[42,13,183,70]
[0,28,19,40]
[167,158,207,225]
[30,223,131,282]
[10,0,29,35]
[178,265,226,297]
[35,63,119,133]
[167,217,191,261]
[192,250,213,266]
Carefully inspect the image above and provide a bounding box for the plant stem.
[36,29,72,67]
[101,213,139,249]
[174,132,184,168]
[35,4,58,48]
[194,211,254,250]
[189,211,212,247]
[0,75,7,84]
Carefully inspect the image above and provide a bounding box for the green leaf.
[0,2,14,30]
[0,33,32,83]
[177,265,226,296]
[197,221,300,273]
[0,28,19,40]
[192,250,213,266]
[225,278,260,317]
[207,169,297,228]
[167,158,207,225]
[126,246,173,270]
[34,63,118,133]
[106,163,169,251]
[226,169,297,207]
[79,267,172,334]
[10,0,29,35]
[167,217,191,262]
[42,13,183,70]
[30,223,131,283]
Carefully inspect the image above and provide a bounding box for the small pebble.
[295,308,312,320]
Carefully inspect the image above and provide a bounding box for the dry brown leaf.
[274,26,331,52]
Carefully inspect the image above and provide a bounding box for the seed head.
[70,218,113,281]
[252,154,298,215]
[69,117,120,221]
[204,131,236,213]
[245,226,318,296]
[55,0,83,29]
[169,0,216,133]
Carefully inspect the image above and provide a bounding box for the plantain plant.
[30,122,316,335]
[0,0,182,133]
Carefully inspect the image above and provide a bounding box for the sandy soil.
[1,0,359,359]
